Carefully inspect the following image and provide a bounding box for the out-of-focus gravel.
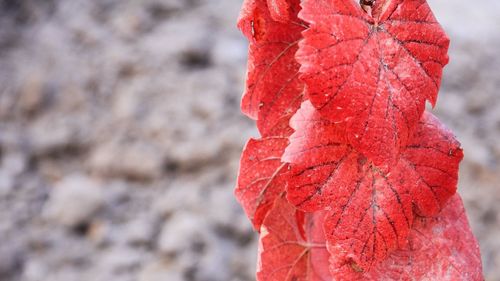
[0,0,498,280]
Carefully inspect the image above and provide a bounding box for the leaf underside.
[238,0,305,137]
[257,195,331,281]
[235,137,289,230]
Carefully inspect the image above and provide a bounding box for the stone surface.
[43,174,104,228]
[157,212,211,255]
[138,261,184,281]
[88,140,164,180]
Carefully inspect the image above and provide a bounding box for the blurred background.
[0,0,498,280]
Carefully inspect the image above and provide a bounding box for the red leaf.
[238,0,305,136]
[238,0,258,40]
[235,137,289,230]
[282,101,462,269]
[257,195,331,281]
[296,0,450,167]
[328,194,484,280]
[267,0,290,23]
[397,112,463,217]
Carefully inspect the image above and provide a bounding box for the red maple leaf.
[296,0,450,167]
[238,0,305,136]
[329,194,483,280]
[257,195,331,281]
[235,137,290,230]
[282,101,463,270]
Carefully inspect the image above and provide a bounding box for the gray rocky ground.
[0,0,498,280]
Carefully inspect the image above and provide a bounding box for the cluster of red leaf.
[235,0,483,280]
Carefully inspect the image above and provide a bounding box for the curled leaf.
[235,137,289,230]
[238,0,305,136]
[257,195,331,281]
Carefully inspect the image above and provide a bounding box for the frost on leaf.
[282,101,462,270]
[267,0,291,23]
[257,195,331,281]
[329,194,484,280]
[238,0,305,136]
[235,137,289,230]
[296,0,450,167]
